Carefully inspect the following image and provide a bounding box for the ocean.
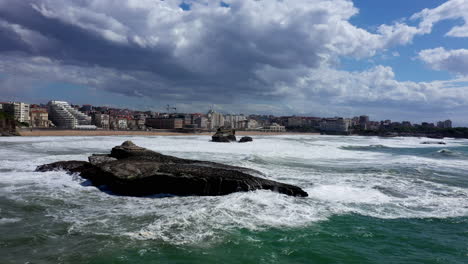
[0,135,467,263]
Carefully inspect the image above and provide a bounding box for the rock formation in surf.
[212,127,237,142]
[36,141,308,197]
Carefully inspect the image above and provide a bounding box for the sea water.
[0,135,467,263]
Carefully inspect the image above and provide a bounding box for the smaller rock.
[239,136,253,143]
[421,141,446,145]
[35,160,89,173]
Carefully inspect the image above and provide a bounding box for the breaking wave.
[1,135,468,245]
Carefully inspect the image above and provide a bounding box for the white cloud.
[418,47,468,75]
[1,0,468,122]
[412,0,468,37]
[24,0,427,67]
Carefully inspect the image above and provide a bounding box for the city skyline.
[0,99,456,127]
[1,0,468,125]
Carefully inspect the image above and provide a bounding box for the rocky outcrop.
[36,141,308,197]
[212,127,237,142]
[239,136,253,143]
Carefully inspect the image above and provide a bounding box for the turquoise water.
[1,135,467,263]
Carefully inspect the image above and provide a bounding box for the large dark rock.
[36,141,308,197]
[239,136,253,143]
[212,127,237,142]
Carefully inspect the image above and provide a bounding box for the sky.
[1,0,468,125]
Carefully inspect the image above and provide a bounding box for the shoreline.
[17,129,321,137]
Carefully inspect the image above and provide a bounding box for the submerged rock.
[36,141,308,197]
[421,141,446,145]
[239,136,253,143]
[212,128,237,142]
[36,160,90,173]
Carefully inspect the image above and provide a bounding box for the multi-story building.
[2,102,30,124]
[304,117,322,128]
[359,115,369,129]
[127,119,138,130]
[117,118,128,130]
[48,101,93,129]
[194,116,208,129]
[287,117,304,127]
[224,114,246,129]
[92,113,110,129]
[320,118,350,133]
[247,119,259,129]
[207,110,224,130]
[30,107,50,128]
[146,118,183,129]
[182,114,193,126]
[437,120,452,128]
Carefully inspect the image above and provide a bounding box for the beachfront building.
[146,117,183,129]
[48,101,94,129]
[260,123,286,132]
[319,118,350,133]
[207,110,224,130]
[127,118,145,130]
[2,102,30,124]
[194,116,208,129]
[287,117,305,127]
[92,113,110,129]
[30,107,50,128]
[224,114,247,129]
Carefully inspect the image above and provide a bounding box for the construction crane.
[166,104,177,113]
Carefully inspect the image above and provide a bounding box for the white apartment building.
[48,101,93,129]
[2,102,30,124]
[224,114,247,129]
[207,110,224,130]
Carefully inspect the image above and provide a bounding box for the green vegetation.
[19,121,30,127]
[0,111,14,120]
[0,111,29,128]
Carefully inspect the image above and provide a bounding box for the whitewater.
[1,135,467,263]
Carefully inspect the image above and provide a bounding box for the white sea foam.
[1,135,467,244]
[0,217,21,224]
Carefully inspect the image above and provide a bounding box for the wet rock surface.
[212,128,237,142]
[239,136,253,143]
[36,141,308,197]
[421,141,446,145]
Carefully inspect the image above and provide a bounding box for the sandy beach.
[18,129,320,137]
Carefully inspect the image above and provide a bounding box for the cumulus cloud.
[0,0,467,122]
[418,47,468,75]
